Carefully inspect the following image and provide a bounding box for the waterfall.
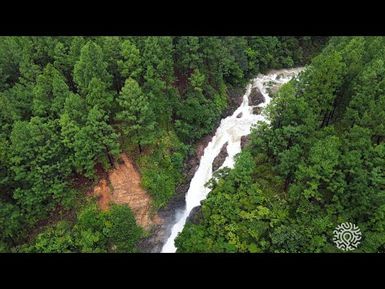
[161,67,304,253]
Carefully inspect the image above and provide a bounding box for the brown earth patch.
[90,153,161,230]
[93,179,112,212]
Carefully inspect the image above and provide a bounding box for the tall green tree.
[73,41,111,94]
[9,117,72,220]
[32,63,71,117]
[72,106,120,178]
[117,39,142,81]
[115,78,155,153]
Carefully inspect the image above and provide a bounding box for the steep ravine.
[134,68,303,252]
[161,68,304,253]
[137,86,246,252]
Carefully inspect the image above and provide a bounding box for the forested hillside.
[175,36,385,253]
[0,36,326,252]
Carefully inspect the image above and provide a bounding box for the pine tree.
[32,63,71,117]
[117,39,142,81]
[115,78,155,153]
[72,106,120,178]
[73,41,111,94]
[85,77,114,113]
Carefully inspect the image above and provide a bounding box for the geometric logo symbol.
[333,222,362,251]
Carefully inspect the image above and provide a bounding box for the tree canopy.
[0,36,326,252]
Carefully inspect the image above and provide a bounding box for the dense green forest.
[175,36,385,253]
[0,36,326,252]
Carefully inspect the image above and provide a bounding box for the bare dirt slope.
[91,153,161,230]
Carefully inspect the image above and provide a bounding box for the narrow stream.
[161,68,304,253]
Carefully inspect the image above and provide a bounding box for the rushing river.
[161,68,304,253]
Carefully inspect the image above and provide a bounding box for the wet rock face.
[249,87,265,106]
[266,84,281,97]
[196,134,213,161]
[212,142,228,172]
[186,206,203,225]
[225,87,246,117]
[253,106,262,115]
[236,112,243,118]
[241,135,250,150]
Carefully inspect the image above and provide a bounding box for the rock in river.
[248,87,265,106]
[212,142,228,172]
[186,206,203,225]
[241,135,250,149]
[253,106,262,115]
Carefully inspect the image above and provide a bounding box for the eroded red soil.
[90,153,161,230]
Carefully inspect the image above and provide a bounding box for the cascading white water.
[161,67,304,253]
